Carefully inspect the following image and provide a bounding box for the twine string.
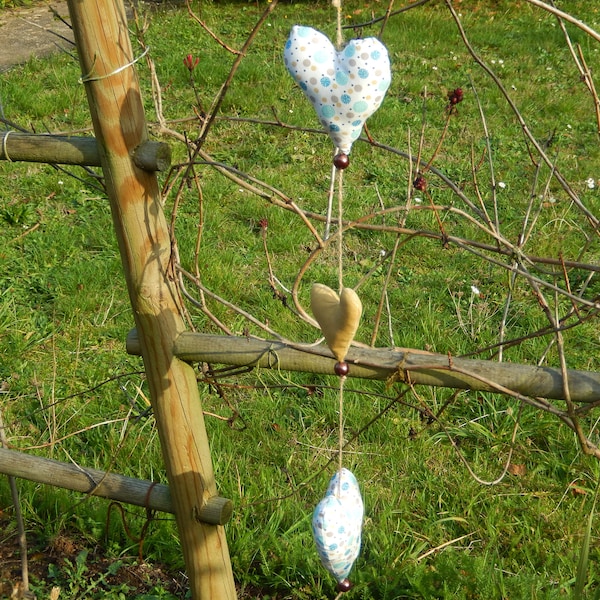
[332,0,343,49]
[332,0,347,496]
[337,153,345,489]
[324,160,337,240]
[337,167,344,293]
[337,374,346,496]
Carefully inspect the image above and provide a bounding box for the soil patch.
[0,512,189,598]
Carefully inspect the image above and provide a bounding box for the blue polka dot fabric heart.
[312,468,364,587]
[284,25,391,154]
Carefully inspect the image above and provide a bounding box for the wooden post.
[65,1,236,598]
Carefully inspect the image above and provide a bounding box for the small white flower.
[58,180,64,185]
[471,285,481,296]
[586,178,596,189]
[414,197,422,204]
[432,66,438,71]
[498,181,506,189]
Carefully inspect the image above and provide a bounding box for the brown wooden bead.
[337,578,352,592]
[334,361,349,377]
[333,153,350,170]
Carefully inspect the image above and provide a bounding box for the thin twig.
[195,0,279,148]
[177,265,289,339]
[469,76,500,241]
[346,0,433,30]
[576,45,600,134]
[416,533,475,562]
[553,292,591,454]
[378,0,395,39]
[523,0,600,44]
[0,409,30,596]
[186,2,243,55]
[444,0,600,232]
[422,383,524,486]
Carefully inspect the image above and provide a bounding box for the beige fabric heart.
[310,284,362,362]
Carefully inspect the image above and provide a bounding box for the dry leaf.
[507,463,526,476]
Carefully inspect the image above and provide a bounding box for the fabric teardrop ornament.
[310,283,362,362]
[284,25,391,154]
[312,468,364,586]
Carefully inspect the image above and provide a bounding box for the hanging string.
[324,161,337,240]
[332,0,343,49]
[337,168,344,294]
[334,0,346,472]
[337,374,346,495]
[336,156,345,488]
[333,0,347,492]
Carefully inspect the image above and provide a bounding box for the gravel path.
[0,1,73,73]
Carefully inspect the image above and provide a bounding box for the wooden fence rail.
[0,131,171,171]
[0,448,233,525]
[127,330,600,404]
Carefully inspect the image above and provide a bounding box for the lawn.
[1,0,600,598]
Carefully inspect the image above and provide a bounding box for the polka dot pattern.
[311,468,364,582]
[284,25,392,154]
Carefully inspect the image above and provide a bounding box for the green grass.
[2,0,600,598]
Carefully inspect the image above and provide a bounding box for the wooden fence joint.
[132,140,171,172]
[194,496,234,526]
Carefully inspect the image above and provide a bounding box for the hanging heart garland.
[310,286,363,588]
[284,25,391,155]
[310,283,362,365]
[312,468,364,591]
[287,18,374,594]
